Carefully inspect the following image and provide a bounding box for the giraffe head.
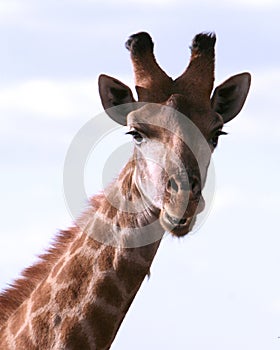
[98,32,250,237]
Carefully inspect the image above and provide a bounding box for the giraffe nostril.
[178,218,187,225]
[167,177,179,193]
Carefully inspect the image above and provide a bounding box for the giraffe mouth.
[165,212,188,226]
[160,209,196,237]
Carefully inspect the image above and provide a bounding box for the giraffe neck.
[0,159,164,350]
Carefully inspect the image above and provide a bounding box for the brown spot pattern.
[97,246,115,271]
[31,310,54,347]
[93,276,123,308]
[116,257,147,294]
[55,254,94,311]
[56,254,93,286]
[86,305,118,349]
[15,328,39,350]
[0,333,9,350]
[65,322,90,349]
[10,302,27,336]
[31,282,52,313]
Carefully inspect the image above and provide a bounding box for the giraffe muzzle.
[160,174,205,236]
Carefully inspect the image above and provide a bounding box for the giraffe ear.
[211,72,251,123]
[98,74,136,125]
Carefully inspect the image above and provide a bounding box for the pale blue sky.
[0,1,280,349]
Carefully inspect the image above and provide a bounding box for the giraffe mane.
[0,228,76,327]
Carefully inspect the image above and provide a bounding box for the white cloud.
[0,0,23,20]
[0,79,101,119]
[225,68,280,145]
[226,0,279,6]
[82,0,280,7]
[212,186,242,213]
[83,0,175,5]
[205,0,280,7]
[252,68,280,97]
[0,75,136,121]
[270,299,280,314]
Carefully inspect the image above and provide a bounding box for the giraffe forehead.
[127,103,181,136]
[127,101,221,141]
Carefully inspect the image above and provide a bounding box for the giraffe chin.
[160,209,196,237]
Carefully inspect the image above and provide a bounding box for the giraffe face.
[98,32,251,236]
[125,100,221,236]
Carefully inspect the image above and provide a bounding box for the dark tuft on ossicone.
[125,32,154,55]
[190,32,216,53]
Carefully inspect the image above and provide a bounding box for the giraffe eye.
[126,130,144,145]
[210,130,227,148]
[210,135,219,148]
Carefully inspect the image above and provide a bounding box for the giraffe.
[0,32,250,349]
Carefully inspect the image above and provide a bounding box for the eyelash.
[126,130,145,145]
[210,130,228,147]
